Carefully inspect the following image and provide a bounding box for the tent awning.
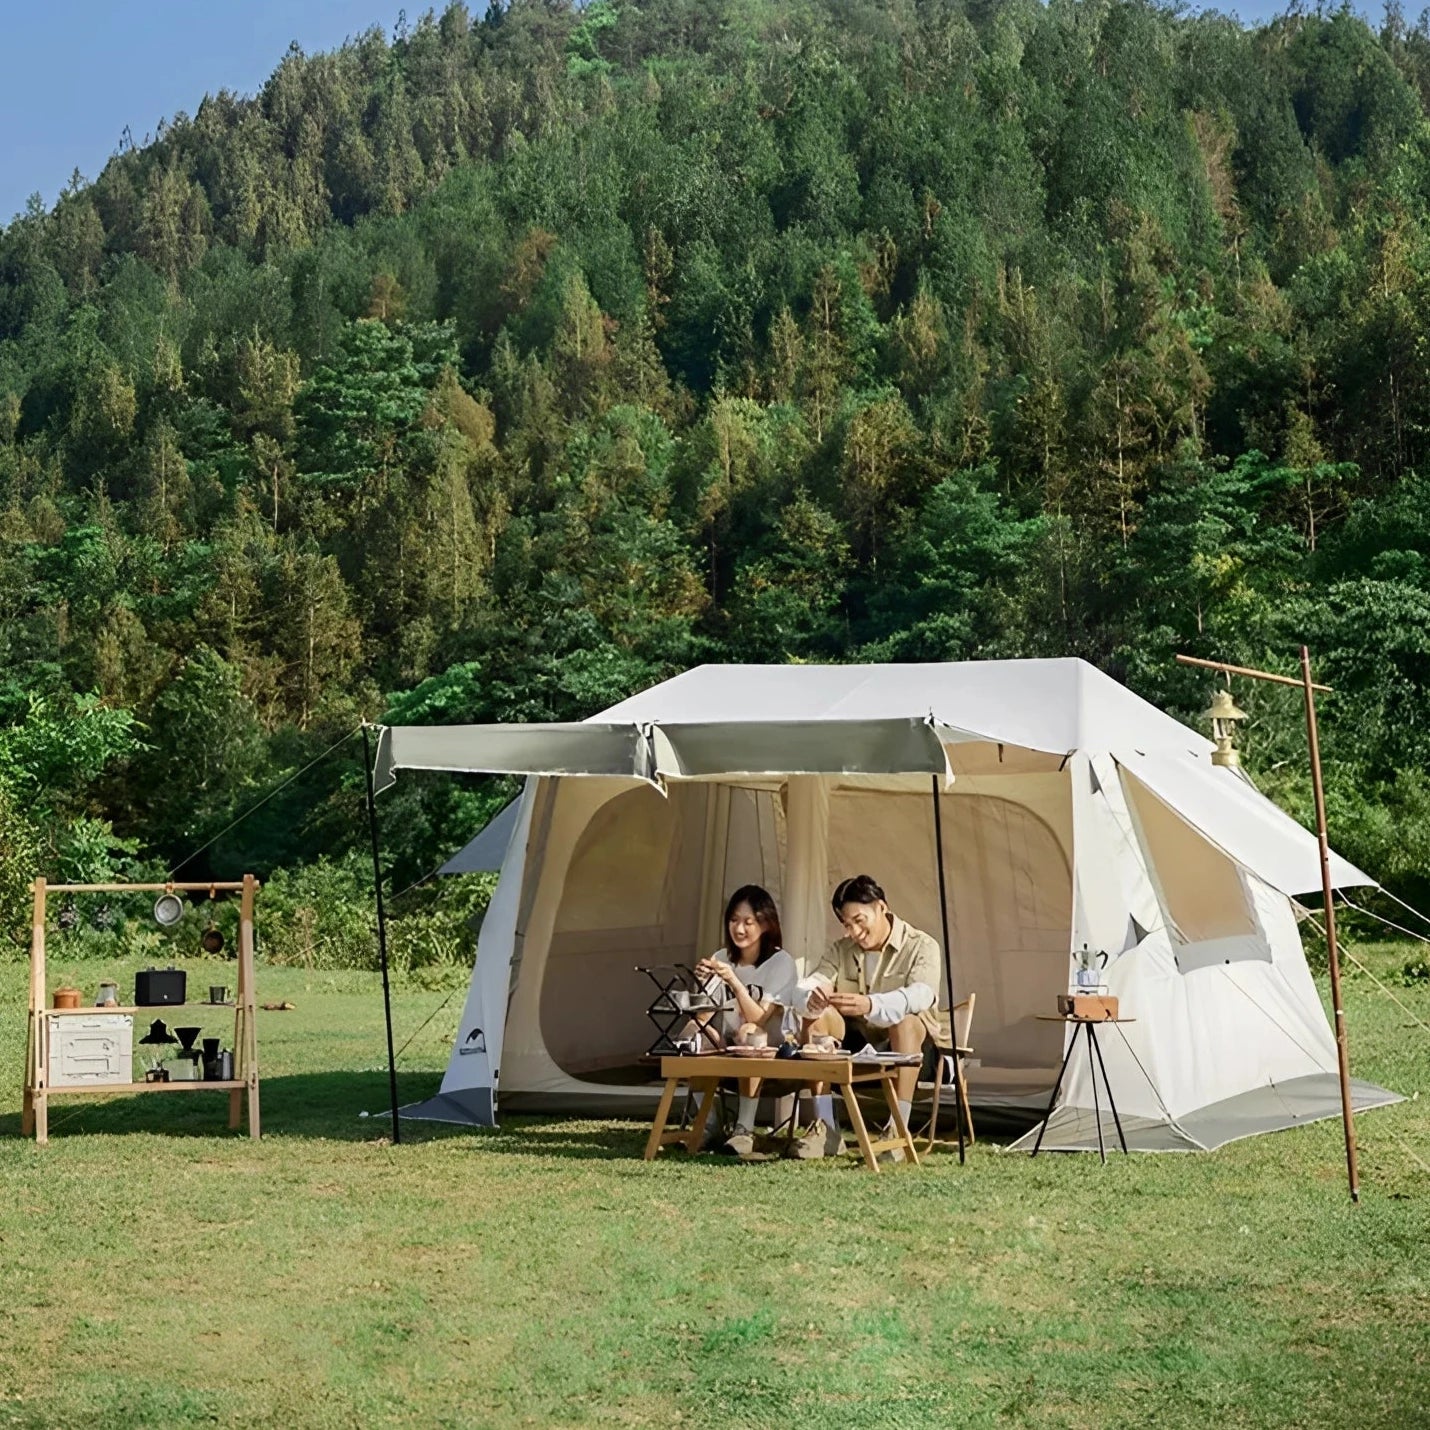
[1115,750,1374,896]
[652,717,954,779]
[377,716,955,791]
[375,723,655,793]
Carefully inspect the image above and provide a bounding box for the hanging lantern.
[1203,687,1247,768]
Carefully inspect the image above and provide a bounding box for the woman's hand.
[696,958,737,987]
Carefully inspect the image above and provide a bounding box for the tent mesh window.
[1122,774,1259,944]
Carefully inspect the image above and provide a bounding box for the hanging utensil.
[153,893,185,928]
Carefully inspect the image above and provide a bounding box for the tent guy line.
[166,725,362,879]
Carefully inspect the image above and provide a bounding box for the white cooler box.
[47,1014,133,1086]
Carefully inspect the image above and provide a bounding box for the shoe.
[701,1120,731,1153]
[786,1119,846,1160]
[719,1125,757,1157]
[877,1120,908,1165]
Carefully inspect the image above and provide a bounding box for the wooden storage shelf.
[45,1004,235,1017]
[46,1080,247,1095]
[23,875,262,1145]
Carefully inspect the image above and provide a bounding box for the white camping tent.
[376,659,1399,1150]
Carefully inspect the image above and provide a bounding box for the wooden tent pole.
[1300,646,1360,1202]
[361,723,401,1145]
[24,879,47,1141]
[236,873,261,1138]
[1176,648,1359,1202]
[930,776,965,1164]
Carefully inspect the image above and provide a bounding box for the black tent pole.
[361,721,401,1146]
[931,774,965,1164]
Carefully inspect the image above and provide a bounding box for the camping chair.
[921,994,976,1153]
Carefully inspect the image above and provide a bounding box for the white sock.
[736,1095,759,1130]
[896,1099,912,1126]
[813,1094,835,1126]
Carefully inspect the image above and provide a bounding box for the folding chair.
[922,993,976,1152]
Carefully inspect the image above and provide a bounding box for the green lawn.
[0,946,1426,1429]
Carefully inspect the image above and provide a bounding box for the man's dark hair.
[831,875,886,913]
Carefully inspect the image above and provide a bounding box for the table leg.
[840,1083,879,1172]
[684,1079,719,1154]
[35,1090,48,1147]
[1030,1021,1079,1157]
[1087,1024,1106,1164]
[644,1076,679,1160]
[1089,1023,1129,1154]
[879,1074,920,1166]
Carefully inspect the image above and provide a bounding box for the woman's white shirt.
[703,947,798,1032]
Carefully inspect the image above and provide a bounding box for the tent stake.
[362,722,402,1146]
[931,775,965,1164]
[1176,649,1358,1201]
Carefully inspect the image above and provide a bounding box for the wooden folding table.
[643,1053,920,1171]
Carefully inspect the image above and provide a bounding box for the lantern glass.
[1202,688,1247,767]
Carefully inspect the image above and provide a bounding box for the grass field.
[0,944,1426,1430]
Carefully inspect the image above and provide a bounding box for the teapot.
[1074,947,1108,989]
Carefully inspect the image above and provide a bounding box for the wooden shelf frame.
[44,1004,236,1017]
[45,1080,247,1096]
[22,875,262,1144]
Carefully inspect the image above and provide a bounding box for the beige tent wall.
[519,780,786,1081]
[503,777,645,1095]
[824,779,1073,1091]
[507,763,1075,1102]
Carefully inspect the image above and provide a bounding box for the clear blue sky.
[3,0,1324,225]
[2,0,404,223]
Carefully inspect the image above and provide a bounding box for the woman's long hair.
[723,885,783,967]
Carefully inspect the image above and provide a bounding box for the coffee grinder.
[172,1026,203,1081]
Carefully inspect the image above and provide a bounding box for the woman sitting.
[692,884,797,1157]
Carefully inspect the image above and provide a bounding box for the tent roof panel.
[596,659,1210,756]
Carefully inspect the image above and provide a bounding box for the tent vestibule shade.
[377,715,956,788]
[379,660,1399,1151]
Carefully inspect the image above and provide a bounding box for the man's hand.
[805,982,831,1014]
[827,991,872,1018]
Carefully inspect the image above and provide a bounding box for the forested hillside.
[4,0,1430,948]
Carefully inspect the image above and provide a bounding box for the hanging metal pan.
[153,893,185,928]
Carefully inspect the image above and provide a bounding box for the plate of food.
[798,1045,853,1059]
[727,1045,778,1058]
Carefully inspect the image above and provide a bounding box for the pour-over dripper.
[175,1027,202,1054]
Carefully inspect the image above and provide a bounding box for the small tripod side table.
[1030,1015,1137,1163]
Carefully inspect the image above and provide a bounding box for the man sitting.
[789,874,943,1160]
